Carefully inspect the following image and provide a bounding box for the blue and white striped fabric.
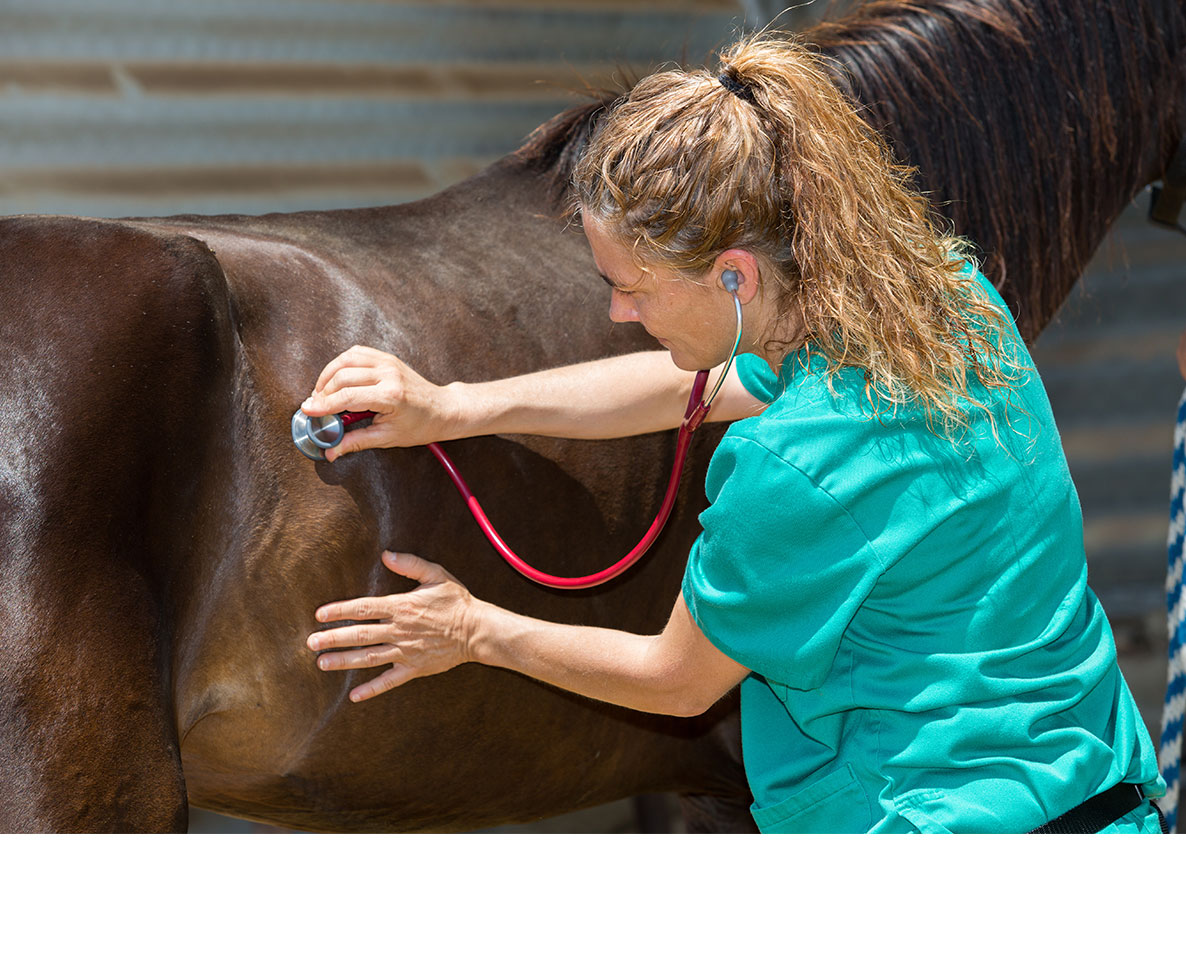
[1160,386,1186,832]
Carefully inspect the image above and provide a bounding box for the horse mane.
[513,0,1186,339]
[513,93,622,206]
[810,0,1186,338]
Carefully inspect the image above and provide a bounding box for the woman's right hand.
[301,345,464,460]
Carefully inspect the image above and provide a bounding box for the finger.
[316,642,401,670]
[382,550,451,586]
[312,346,382,395]
[301,384,384,419]
[312,596,393,626]
[324,421,395,461]
[306,349,366,407]
[306,621,390,652]
[320,366,382,399]
[350,665,417,703]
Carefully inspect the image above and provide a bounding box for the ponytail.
[572,32,1020,437]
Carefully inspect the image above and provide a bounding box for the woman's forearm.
[448,350,701,440]
[469,597,687,711]
[308,553,749,710]
[303,345,764,458]
[469,600,704,717]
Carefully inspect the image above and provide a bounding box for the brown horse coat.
[0,174,752,831]
[1,0,1183,832]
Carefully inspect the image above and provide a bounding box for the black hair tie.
[718,71,756,104]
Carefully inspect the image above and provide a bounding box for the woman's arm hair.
[452,350,765,440]
[302,346,766,460]
[310,549,751,714]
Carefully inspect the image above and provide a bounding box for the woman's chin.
[666,346,723,373]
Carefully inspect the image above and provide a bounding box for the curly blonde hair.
[571,33,1024,435]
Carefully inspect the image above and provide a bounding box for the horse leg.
[679,792,760,834]
[0,217,232,831]
[0,554,187,832]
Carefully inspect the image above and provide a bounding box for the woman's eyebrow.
[598,270,635,290]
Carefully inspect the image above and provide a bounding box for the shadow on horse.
[1,0,1183,832]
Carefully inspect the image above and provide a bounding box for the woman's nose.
[608,290,639,324]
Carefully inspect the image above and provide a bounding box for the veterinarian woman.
[301,35,1165,833]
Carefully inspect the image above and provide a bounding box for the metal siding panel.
[0,95,582,164]
[0,1,740,64]
[0,0,743,215]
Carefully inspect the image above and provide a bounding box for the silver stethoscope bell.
[292,409,346,461]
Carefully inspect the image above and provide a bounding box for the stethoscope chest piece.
[291,409,346,461]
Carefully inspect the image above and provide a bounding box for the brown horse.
[1,0,1183,832]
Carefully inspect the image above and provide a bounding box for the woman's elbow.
[642,625,746,717]
[657,680,733,718]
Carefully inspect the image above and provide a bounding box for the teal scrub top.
[681,267,1164,833]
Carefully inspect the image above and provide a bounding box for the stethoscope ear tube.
[684,291,744,432]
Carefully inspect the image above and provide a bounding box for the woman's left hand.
[307,551,478,703]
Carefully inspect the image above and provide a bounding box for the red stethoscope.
[291,273,744,589]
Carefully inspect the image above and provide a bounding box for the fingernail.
[318,657,330,670]
[308,634,320,648]
[302,397,314,410]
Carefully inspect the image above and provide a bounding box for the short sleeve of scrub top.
[699,351,885,685]
[734,352,782,405]
[681,432,883,690]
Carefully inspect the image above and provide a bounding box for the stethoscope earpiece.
[721,268,741,293]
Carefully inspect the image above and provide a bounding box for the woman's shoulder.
[716,363,873,502]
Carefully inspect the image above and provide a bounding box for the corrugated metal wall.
[0,0,747,216]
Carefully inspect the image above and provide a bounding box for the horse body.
[167,178,746,832]
[0,162,746,832]
[1,0,1184,832]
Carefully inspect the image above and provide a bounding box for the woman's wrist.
[437,380,496,441]
[464,597,514,669]
[439,376,552,441]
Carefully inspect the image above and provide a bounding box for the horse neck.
[813,0,1186,339]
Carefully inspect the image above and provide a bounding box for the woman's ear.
[713,249,760,303]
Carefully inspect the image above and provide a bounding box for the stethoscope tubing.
[316,291,744,589]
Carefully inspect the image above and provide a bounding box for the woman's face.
[583,217,739,372]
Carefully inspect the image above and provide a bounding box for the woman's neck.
[746,295,804,369]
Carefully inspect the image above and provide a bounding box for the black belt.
[1030,783,1164,834]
